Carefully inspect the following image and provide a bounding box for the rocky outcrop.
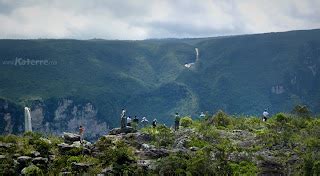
[63,132,81,144]
[71,162,92,173]
[109,127,137,135]
[258,160,284,176]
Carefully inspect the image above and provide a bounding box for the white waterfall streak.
[195,48,199,62]
[24,107,32,132]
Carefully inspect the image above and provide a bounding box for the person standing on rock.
[141,117,149,127]
[127,116,132,126]
[79,125,84,144]
[121,109,126,129]
[152,119,157,128]
[174,112,180,131]
[262,109,269,122]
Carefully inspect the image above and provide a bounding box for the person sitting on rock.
[174,112,180,131]
[152,119,157,128]
[262,109,269,122]
[79,125,84,144]
[141,117,149,127]
[127,116,132,126]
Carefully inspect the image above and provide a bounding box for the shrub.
[292,105,311,118]
[275,113,290,123]
[210,110,232,128]
[230,161,258,175]
[22,165,43,176]
[155,153,188,175]
[34,139,51,157]
[180,116,193,127]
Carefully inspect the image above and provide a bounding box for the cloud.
[0,0,319,39]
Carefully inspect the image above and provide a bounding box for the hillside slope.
[0,29,319,136]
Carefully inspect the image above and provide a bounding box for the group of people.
[121,109,158,129]
[77,109,270,143]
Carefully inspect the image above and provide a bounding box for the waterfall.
[195,48,199,62]
[24,107,32,132]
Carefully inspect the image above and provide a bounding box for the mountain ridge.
[0,29,319,137]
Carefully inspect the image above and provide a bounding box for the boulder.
[141,143,151,151]
[32,157,48,165]
[143,148,169,159]
[17,156,32,171]
[0,142,14,149]
[58,143,82,155]
[109,127,137,135]
[17,156,32,164]
[136,133,152,143]
[137,160,152,167]
[63,132,81,144]
[71,162,93,173]
[189,146,199,151]
[0,154,6,160]
[258,160,284,176]
[30,151,41,157]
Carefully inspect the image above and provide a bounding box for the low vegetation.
[1,109,320,175]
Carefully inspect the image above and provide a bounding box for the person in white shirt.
[262,109,269,121]
[141,117,149,127]
[127,116,132,126]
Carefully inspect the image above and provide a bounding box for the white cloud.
[0,0,319,39]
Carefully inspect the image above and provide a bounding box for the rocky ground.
[0,113,320,175]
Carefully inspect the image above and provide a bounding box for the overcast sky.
[0,0,319,40]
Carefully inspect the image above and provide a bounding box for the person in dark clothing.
[174,112,180,131]
[133,116,139,124]
[152,119,157,128]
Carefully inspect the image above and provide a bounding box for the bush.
[275,113,290,123]
[22,165,43,176]
[34,139,51,156]
[210,110,232,128]
[292,105,311,118]
[230,161,258,175]
[180,116,193,127]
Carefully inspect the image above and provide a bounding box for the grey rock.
[0,142,14,149]
[58,143,81,154]
[136,133,152,143]
[71,162,93,172]
[60,171,73,175]
[189,146,199,151]
[13,153,21,158]
[144,148,169,159]
[63,132,81,144]
[32,157,48,165]
[109,127,137,135]
[141,143,150,151]
[17,156,32,164]
[0,155,6,160]
[30,151,41,157]
[137,160,152,168]
[258,160,284,176]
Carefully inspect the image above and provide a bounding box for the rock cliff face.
[0,98,108,140]
[0,99,24,134]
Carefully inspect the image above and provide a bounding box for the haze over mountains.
[0,29,319,138]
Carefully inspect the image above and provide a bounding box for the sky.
[0,0,319,40]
